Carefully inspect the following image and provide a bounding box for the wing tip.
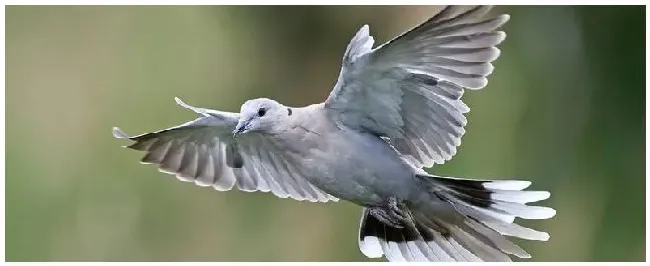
[499,14,511,25]
[361,24,370,33]
[519,253,532,259]
[174,96,189,108]
[496,29,507,36]
[112,127,130,139]
[538,231,551,241]
[174,96,213,117]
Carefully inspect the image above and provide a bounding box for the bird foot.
[367,198,411,228]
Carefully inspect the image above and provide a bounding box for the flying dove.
[113,5,556,261]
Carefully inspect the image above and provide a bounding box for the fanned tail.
[357,174,555,261]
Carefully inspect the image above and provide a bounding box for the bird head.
[233,98,290,135]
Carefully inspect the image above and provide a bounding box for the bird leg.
[368,207,404,228]
[367,197,412,228]
[387,197,409,221]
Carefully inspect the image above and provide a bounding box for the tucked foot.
[367,198,413,228]
[387,197,409,221]
[367,207,403,228]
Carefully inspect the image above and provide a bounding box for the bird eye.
[257,108,266,117]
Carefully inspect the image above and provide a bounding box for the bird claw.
[367,198,411,228]
[368,206,404,228]
[387,197,409,221]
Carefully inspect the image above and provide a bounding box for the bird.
[113,6,556,262]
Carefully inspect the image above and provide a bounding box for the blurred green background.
[5,5,645,262]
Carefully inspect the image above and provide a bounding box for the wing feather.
[325,6,509,168]
[113,98,337,203]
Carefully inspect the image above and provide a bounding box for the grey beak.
[232,120,248,136]
[232,126,245,135]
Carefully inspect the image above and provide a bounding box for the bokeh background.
[6,5,645,261]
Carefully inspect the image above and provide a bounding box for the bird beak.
[232,120,248,136]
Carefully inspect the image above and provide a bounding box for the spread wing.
[324,6,509,168]
[113,97,338,203]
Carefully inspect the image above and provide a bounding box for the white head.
[233,98,292,135]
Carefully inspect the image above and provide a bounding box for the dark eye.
[257,108,266,117]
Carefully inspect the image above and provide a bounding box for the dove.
[113,6,556,262]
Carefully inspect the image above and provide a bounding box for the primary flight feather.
[113,6,555,261]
